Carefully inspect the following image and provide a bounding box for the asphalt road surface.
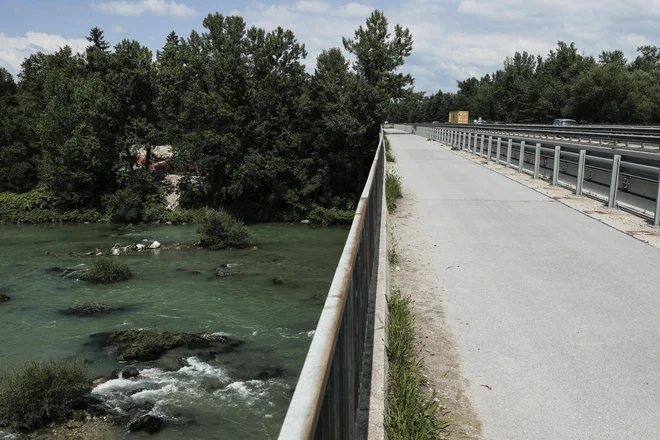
[386,131,660,440]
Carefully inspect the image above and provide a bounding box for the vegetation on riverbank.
[79,258,132,284]
[0,10,413,224]
[0,358,89,430]
[386,290,451,439]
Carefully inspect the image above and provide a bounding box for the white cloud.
[90,0,197,17]
[232,0,660,93]
[0,32,88,74]
[112,25,128,34]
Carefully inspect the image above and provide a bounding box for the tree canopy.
[387,41,660,125]
[0,11,413,222]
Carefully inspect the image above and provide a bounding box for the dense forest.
[0,11,413,223]
[387,42,660,125]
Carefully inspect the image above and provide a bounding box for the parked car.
[552,118,578,126]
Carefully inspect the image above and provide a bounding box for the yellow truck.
[449,111,469,124]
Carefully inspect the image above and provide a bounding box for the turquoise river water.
[0,223,347,439]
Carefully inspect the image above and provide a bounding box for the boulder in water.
[120,367,140,379]
[106,329,236,362]
[272,276,284,285]
[0,294,10,302]
[149,241,161,249]
[129,414,163,434]
[63,302,113,316]
[136,244,146,251]
[254,367,284,380]
[301,219,311,224]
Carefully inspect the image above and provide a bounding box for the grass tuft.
[79,258,132,284]
[386,290,451,439]
[385,136,396,162]
[386,171,403,213]
[0,358,89,430]
[388,232,399,264]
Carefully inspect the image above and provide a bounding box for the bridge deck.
[387,131,660,439]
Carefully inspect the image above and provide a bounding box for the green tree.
[342,10,413,188]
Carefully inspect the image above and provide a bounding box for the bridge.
[278,125,660,439]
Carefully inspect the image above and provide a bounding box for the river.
[0,223,347,439]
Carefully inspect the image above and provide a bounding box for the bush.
[0,358,89,430]
[79,258,132,284]
[104,169,164,223]
[307,206,355,226]
[197,209,252,250]
[386,171,403,212]
[0,188,101,224]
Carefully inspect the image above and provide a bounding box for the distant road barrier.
[394,124,660,226]
[417,122,660,148]
[278,130,385,439]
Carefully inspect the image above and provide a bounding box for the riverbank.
[0,189,354,226]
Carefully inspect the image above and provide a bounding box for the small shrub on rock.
[197,209,252,250]
[108,329,231,362]
[79,258,132,284]
[0,358,89,430]
[64,302,113,316]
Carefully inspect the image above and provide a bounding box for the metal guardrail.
[394,124,660,225]
[278,131,385,439]
[415,123,660,149]
[417,122,660,136]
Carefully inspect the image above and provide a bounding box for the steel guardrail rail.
[414,123,660,148]
[416,122,660,136]
[393,124,660,225]
[278,130,385,439]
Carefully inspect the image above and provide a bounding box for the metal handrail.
[278,130,385,439]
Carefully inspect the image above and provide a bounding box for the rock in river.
[0,294,10,301]
[129,414,163,434]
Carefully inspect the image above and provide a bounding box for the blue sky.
[1,0,658,93]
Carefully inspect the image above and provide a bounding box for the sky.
[0,0,658,93]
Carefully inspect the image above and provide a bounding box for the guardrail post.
[534,143,541,178]
[576,150,586,195]
[469,133,473,153]
[506,139,512,168]
[487,136,493,162]
[552,146,561,185]
[655,167,660,226]
[462,132,466,151]
[496,138,502,164]
[518,141,526,173]
[480,134,485,157]
[608,155,621,208]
